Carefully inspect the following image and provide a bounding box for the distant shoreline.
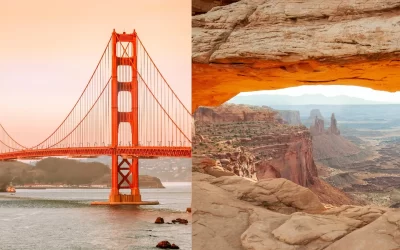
[11,181,190,190]
[11,187,163,190]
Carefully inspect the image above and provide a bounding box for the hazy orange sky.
[0,0,191,147]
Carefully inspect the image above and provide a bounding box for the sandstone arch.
[192,0,400,113]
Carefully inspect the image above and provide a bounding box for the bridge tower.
[109,30,142,203]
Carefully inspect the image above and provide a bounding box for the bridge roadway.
[0,146,192,161]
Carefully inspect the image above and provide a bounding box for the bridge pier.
[109,154,143,203]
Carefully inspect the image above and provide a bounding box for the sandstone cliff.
[192,0,239,15]
[192,0,400,111]
[310,117,325,136]
[194,103,277,123]
[277,110,302,125]
[306,109,324,126]
[193,104,357,205]
[329,113,340,135]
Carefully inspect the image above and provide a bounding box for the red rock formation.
[328,113,340,135]
[310,116,325,136]
[194,104,278,123]
[194,104,318,186]
[277,110,302,125]
[252,130,318,187]
[193,103,360,205]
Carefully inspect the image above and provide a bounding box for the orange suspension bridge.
[0,30,192,205]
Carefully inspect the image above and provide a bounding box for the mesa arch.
[192,0,400,113]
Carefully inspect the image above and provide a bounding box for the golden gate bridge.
[0,30,192,205]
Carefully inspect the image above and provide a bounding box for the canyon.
[192,104,400,249]
[193,104,358,206]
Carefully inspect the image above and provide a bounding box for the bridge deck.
[0,146,191,161]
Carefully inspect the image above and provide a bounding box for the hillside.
[80,157,191,182]
[0,158,164,191]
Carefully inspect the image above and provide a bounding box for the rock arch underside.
[192,0,400,113]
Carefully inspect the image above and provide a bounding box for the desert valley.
[192,101,400,249]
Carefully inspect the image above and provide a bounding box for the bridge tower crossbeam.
[109,30,142,203]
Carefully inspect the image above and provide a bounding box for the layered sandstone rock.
[193,104,357,205]
[192,0,400,111]
[308,112,360,160]
[306,109,324,126]
[310,112,341,136]
[194,104,277,123]
[328,113,340,135]
[277,110,302,125]
[192,0,239,15]
[310,117,325,136]
[194,104,317,187]
[193,172,397,250]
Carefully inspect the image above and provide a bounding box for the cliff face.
[193,104,317,187]
[306,109,325,126]
[193,104,359,205]
[329,113,340,135]
[277,110,302,125]
[310,117,325,136]
[192,0,400,111]
[194,103,277,123]
[252,130,318,187]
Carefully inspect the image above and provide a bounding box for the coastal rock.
[172,218,189,224]
[139,175,165,188]
[155,217,165,224]
[156,241,172,249]
[192,0,400,111]
[170,244,180,249]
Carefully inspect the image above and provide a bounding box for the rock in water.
[155,217,164,224]
[156,241,171,249]
[170,244,180,249]
[172,218,188,224]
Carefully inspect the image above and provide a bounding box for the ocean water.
[0,183,191,250]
